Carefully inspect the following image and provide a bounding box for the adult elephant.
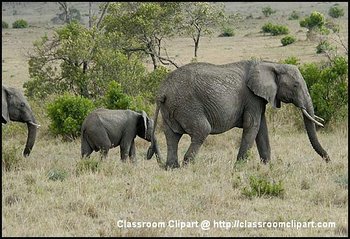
[148,60,330,169]
[81,108,160,162]
[2,85,40,157]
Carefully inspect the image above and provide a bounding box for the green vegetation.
[262,6,276,17]
[47,94,95,140]
[219,26,235,37]
[300,11,326,31]
[262,22,289,36]
[281,35,296,46]
[2,20,9,28]
[242,175,285,198]
[76,158,101,175]
[103,81,133,110]
[300,56,348,124]
[181,2,228,57]
[288,10,300,20]
[328,4,344,18]
[316,40,332,54]
[47,168,68,182]
[12,19,28,28]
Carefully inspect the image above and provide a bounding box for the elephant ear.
[137,111,148,139]
[247,62,281,108]
[2,86,10,124]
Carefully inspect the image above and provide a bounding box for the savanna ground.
[2,2,348,236]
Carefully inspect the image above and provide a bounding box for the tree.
[102,2,182,69]
[181,2,227,58]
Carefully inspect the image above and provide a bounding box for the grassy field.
[2,2,348,237]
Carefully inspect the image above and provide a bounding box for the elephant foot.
[165,161,180,170]
[260,157,270,164]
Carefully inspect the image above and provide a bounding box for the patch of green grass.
[76,158,101,175]
[242,175,285,199]
[47,168,68,181]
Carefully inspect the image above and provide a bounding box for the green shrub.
[262,6,276,17]
[12,19,29,28]
[47,93,95,140]
[316,40,332,54]
[242,175,285,198]
[281,56,300,65]
[288,10,300,20]
[76,158,101,175]
[328,4,344,18]
[300,56,348,124]
[103,81,133,110]
[2,21,9,29]
[141,66,169,103]
[281,35,296,46]
[262,22,289,36]
[300,11,325,31]
[47,168,68,182]
[2,145,23,171]
[219,27,235,37]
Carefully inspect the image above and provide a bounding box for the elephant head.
[247,62,330,162]
[137,111,154,142]
[2,85,40,157]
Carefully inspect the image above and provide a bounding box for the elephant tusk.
[29,121,41,128]
[314,115,325,122]
[301,109,324,127]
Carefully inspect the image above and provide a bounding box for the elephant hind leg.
[81,136,93,158]
[183,118,211,166]
[164,122,183,169]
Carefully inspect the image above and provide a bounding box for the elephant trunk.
[301,103,330,162]
[23,118,38,157]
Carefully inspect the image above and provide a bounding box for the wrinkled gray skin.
[148,60,330,169]
[81,108,158,162]
[2,85,40,157]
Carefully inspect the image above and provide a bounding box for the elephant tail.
[147,96,166,169]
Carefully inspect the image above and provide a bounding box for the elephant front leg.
[236,111,261,162]
[129,140,136,163]
[255,114,271,163]
[164,122,182,169]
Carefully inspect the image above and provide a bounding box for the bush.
[140,66,169,103]
[242,175,285,198]
[102,81,133,110]
[262,6,276,17]
[328,4,344,18]
[281,35,296,46]
[47,93,95,140]
[299,56,348,124]
[12,19,29,28]
[281,56,300,65]
[262,22,289,36]
[288,10,300,20]
[300,11,325,31]
[2,21,9,29]
[219,27,235,37]
[316,40,332,54]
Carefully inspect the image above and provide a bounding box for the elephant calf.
[81,108,155,162]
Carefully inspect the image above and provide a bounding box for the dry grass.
[2,2,348,237]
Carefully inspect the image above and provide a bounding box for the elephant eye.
[20,102,25,107]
